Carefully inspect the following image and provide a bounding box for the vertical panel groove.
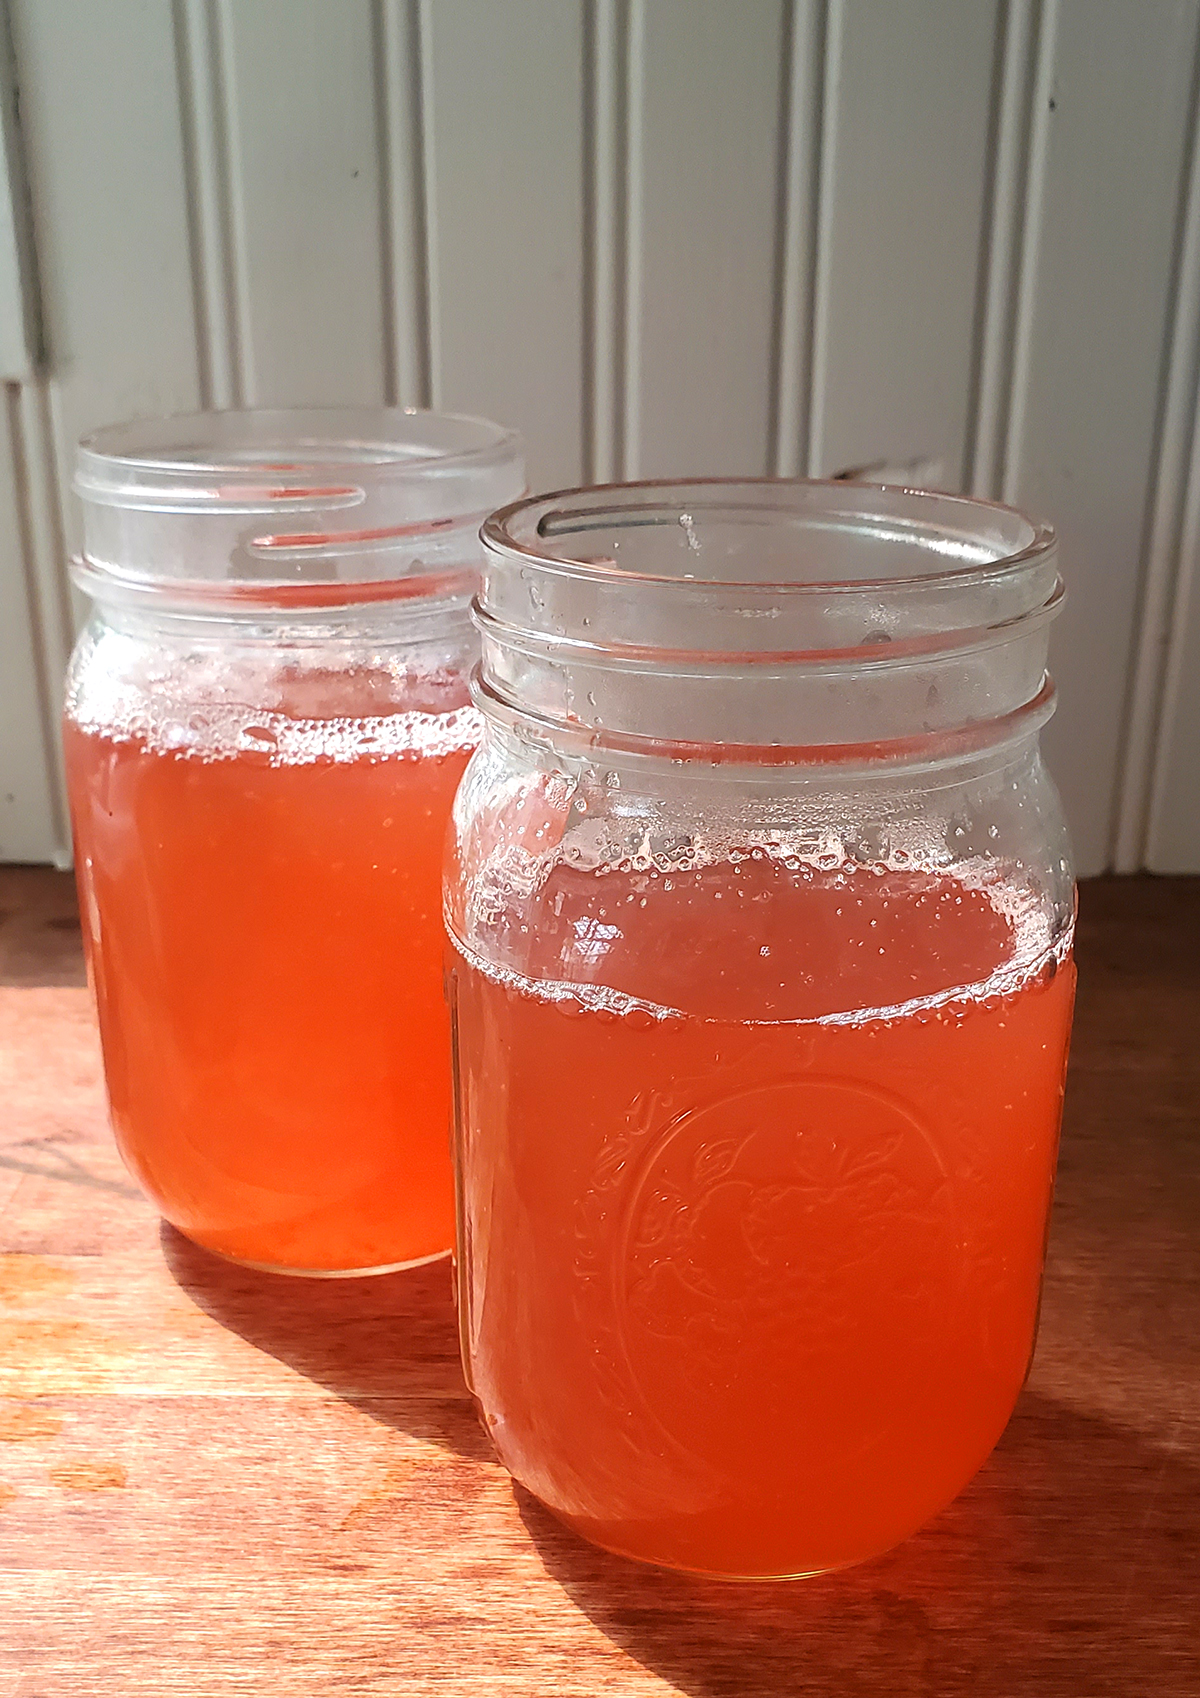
[373,0,399,409]
[583,0,635,484]
[210,0,254,405]
[376,0,432,409]
[997,0,1057,504]
[618,0,644,480]
[173,0,243,408]
[804,0,840,479]
[1118,18,1200,869]
[8,379,73,862]
[0,2,44,377]
[416,0,440,409]
[582,0,622,484]
[4,381,60,851]
[964,0,1036,497]
[1147,424,1200,863]
[768,0,823,479]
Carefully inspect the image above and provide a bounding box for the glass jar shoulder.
[447,726,1075,1026]
[65,608,481,764]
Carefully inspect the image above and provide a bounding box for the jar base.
[192,1240,452,1280]
[533,1495,880,1583]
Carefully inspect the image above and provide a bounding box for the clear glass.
[65,407,523,1276]
[446,479,1076,1578]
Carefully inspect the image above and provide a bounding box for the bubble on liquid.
[68,660,482,766]
[451,802,1072,1034]
[678,511,702,553]
[450,899,1069,1033]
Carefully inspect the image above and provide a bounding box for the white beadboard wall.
[2,0,1199,874]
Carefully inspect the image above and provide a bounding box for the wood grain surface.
[1,866,1197,1697]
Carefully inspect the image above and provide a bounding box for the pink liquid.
[66,667,474,1273]
[450,854,1074,1576]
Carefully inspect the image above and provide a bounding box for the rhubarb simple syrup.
[66,669,473,1274]
[450,852,1074,1577]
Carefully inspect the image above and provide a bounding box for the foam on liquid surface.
[451,843,1071,1031]
[66,649,480,765]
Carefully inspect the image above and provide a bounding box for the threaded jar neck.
[477,479,1060,765]
[75,405,524,620]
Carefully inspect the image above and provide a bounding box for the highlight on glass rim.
[3,5,1194,1690]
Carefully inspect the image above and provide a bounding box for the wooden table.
[1,868,1197,1696]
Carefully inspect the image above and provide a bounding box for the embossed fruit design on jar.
[446,480,1075,1579]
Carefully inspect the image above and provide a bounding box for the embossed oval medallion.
[613,1075,961,1454]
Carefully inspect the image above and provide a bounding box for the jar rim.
[476,477,1061,757]
[482,476,1055,595]
[73,405,525,609]
[77,405,522,499]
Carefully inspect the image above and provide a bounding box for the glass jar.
[65,407,522,1276]
[446,479,1075,1579]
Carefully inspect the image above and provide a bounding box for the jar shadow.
[159,1220,490,1464]
[515,1393,1200,1697]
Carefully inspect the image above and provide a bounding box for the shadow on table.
[518,1394,1200,1698]
[160,1221,490,1464]
[0,866,87,988]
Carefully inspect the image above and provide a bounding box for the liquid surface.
[450,854,1074,1577]
[66,666,474,1273]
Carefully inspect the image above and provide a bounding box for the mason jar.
[446,478,1075,1578]
[65,407,522,1276]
